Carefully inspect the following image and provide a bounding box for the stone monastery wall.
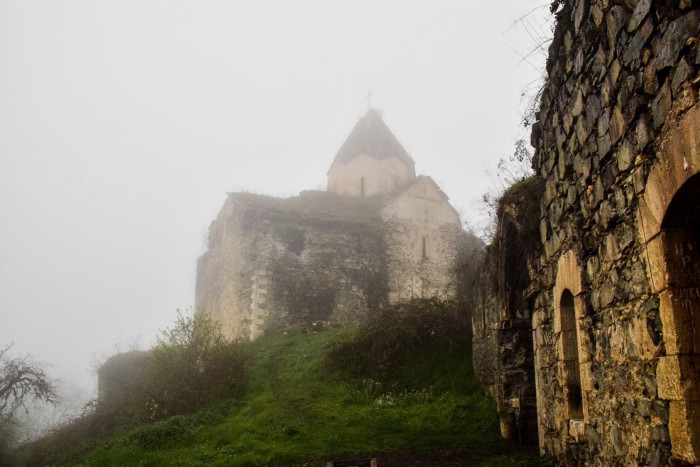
[474,1,700,465]
[196,191,388,340]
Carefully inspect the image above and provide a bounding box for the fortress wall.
[196,196,258,340]
[527,1,700,464]
[472,2,700,464]
[471,179,544,446]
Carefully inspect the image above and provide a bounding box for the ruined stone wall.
[527,1,700,464]
[196,195,260,340]
[196,191,388,340]
[97,350,152,416]
[472,178,543,446]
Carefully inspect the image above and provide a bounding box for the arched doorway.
[658,173,700,463]
[639,104,700,464]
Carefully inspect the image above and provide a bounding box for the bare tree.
[0,345,58,461]
[0,346,58,417]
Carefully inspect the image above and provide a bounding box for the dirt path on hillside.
[267,341,308,421]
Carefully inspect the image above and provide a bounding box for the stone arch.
[637,105,700,463]
[637,105,700,243]
[552,250,588,441]
[639,105,700,464]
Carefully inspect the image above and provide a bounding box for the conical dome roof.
[330,109,415,169]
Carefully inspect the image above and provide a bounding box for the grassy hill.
[18,301,548,466]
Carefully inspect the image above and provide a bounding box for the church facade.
[195,109,463,340]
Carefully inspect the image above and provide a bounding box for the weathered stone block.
[575,117,590,146]
[635,115,651,149]
[627,0,651,33]
[623,18,653,67]
[598,200,616,230]
[668,400,700,464]
[643,59,659,95]
[569,418,586,442]
[609,105,626,144]
[627,309,662,361]
[571,89,584,117]
[609,424,625,456]
[657,355,700,401]
[642,233,667,294]
[659,287,700,356]
[607,6,631,50]
[670,58,692,95]
[656,10,700,70]
[651,81,671,130]
[616,139,633,171]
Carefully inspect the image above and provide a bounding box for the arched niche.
[639,104,700,464]
[553,250,588,442]
[559,289,583,420]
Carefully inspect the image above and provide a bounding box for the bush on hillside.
[324,298,470,379]
[145,310,247,418]
[16,311,248,466]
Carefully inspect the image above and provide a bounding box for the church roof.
[228,191,384,222]
[383,175,462,221]
[330,109,415,169]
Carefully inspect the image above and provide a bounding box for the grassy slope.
[73,329,545,466]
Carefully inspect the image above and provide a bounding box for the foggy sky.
[0,1,551,401]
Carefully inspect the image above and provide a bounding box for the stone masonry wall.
[384,220,461,301]
[472,181,543,446]
[97,350,152,416]
[527,1,700,465]
[196,191,388,340]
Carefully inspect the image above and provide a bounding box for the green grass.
[56,328,545,466]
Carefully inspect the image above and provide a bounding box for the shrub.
[324,298,471,380]
[145,310,248,418]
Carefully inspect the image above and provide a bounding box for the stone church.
[196,109,462,340]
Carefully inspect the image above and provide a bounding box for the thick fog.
[0,1,550,408]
